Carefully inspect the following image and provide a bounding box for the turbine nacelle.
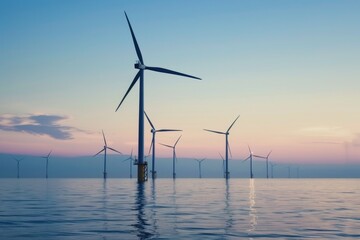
[135,61,146,70]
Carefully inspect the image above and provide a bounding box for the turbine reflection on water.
[248,179,257,234]
[133,183,153,239]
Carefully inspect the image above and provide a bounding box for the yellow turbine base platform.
[137,162,148,182]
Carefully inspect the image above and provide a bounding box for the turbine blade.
[174,135,182,147]
[267,150,273,158]
[228,142,233,158]
[115,70,141,111]
[253,154,266,159]
[102,130,107,146]
[203,129,226,135]
[148,137,154,155]
[145,66,201,80]
[93,148,105,157]
[248,145,252,154]
[124,12,144,64]
[47,150,52,158]
[157,129,182,132]
[144,111,155,130]
[242,157,250,162]
[159,143,173,148]
[218,153,225,161]
[107,147,122,155]
[227,115,240,133]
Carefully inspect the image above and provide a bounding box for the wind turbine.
[93,130,122,179]
[255,150,272,179]
[194,158,206,178]
[13,157,23,178]
[159,135,182,179]
[41,151,52,179]
[144,111,182,179]
[204,115,240,179]
[115,12,201,183]
[270,162,277,178]
[243,146,264,179]
[123,149,134,179]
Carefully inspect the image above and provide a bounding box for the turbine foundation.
[137,162,148,182]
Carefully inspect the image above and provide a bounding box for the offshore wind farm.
[1,1,360,239]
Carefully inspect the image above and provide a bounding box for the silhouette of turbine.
[145,111,181,179]
[13,157,23,178]
[204,115,240,179]
[194,158,206,178]
[94,130,122,179]
[41,151,52,179]
[159,135,182,179]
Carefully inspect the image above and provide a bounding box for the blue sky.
[1,1,360,167]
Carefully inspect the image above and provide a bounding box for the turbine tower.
[194,158,206,178]
[94,130,122,179]
[145,111,182,179]
[204,115,240,179]
[41,151,52,179]
[13,157,23,178]
[243,146,264,179]
[123,149,134,179]
[159,135,182,179]
[116,12,201,183]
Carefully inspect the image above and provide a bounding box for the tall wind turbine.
[41,151,52,179]
[123,149,134,179]
[204,115,240,179]
[115,12,201,182]
[243,146,264,179]
[145,111,182,179]
[194,158,206,178]
[13,157,23,178]
[159,135,182,179]
[94,130,122,179]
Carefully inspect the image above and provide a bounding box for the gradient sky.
[1,0,360,165]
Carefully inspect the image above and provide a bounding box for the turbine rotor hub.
[134,61,146,70]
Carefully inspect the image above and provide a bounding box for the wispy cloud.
[298,126,349,138]
[0,114,83,140]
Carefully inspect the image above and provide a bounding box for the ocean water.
[0,179,359,239]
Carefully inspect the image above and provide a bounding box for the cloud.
[0,114,83,140]
[298,126,349,138]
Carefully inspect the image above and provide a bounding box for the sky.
[1,0,360,167]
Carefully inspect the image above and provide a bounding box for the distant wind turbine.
[94,130,122,179]
[115,12,201,182]
[243,146,264,179]
[123,149,134,179]
[13,157,23,178]
[145,111,182,179]
[159,135,182,179]
[194,158,206,178]
[255,150,272,179]
[204,115,240,179]
[288,166,291,178]
[41,151,52,179]
[270,162,277,178]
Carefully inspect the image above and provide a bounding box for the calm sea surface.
[0,179,359,239]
